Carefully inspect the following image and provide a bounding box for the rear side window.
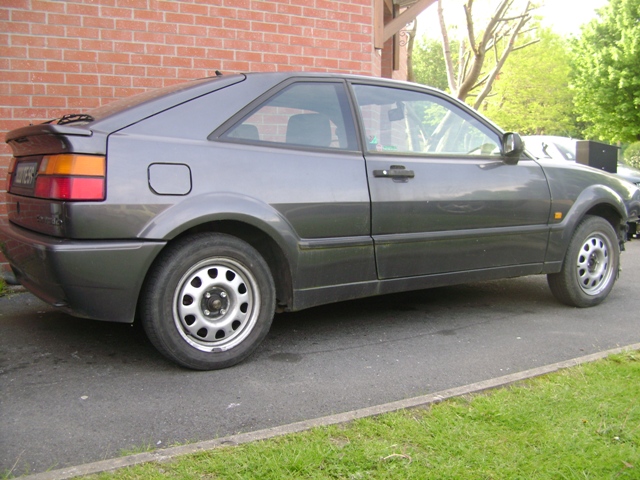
[219,82,358,151]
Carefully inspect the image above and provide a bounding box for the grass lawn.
[83,350,640,480]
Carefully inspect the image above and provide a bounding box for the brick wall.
[0,0,381,273]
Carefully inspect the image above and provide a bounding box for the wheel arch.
[170,220,294,310]
[546,185,628,270]
[136,193,299,312]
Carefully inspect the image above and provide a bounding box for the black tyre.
[140,233,276,370]
[547,215,620,308]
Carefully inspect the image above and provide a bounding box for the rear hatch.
[5,73,246,238]
[5,119,106,237]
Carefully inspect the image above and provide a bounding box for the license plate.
[13,161,39,187]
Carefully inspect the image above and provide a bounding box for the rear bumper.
[0,222,165,323]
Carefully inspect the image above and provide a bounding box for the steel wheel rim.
[173,257,260,352]
[576,232,613,296]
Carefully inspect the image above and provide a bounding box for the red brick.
[11,9,46,23]
[68,97,101,109]
[252,1,277,13]
[114,64,146,76]
[156,0,180,12]
[205,48,234,60]
[178,2,209,15]
[80,39,114,52]
[31,0,65,12]
[210,6,238,18]
[1,0,29,9]
[133,76,163,88]
[47,84,81,96]
[100,6,133,18]
[81,85,116,98]
[223,18,250,30]
[195,36,223,48]
[221,60,249,71]
[236,8,265,21]
[27,48,63,62]
[117,0,149,9]
[265,13,290,24]
[47,37,80,49]
[236,30,263,42]
[178,24,207,36]
[133,9,164,21]
[32,96,67,107]
[223,39,250,51]
[0,95,29,106]
[194,15,223,27]
[0,20,30,33]
[162,56,192,67]
[47,61,82,73]
[100,75,133,87]
[66,26,101,39]
[12,107,53,119]
[47,13,82,26]
[80,62,114,74]
[278,24,302,36]
[12,84,46,95]
[146,66,177,77]
[98,52,131,64]
[82,16,116,29]
[146,43,177,55]
[3,71,29,82]
[114,87,146,97]
[114,19,146,32]
[114,41,145,54]
[165,12,195,24]
[3,46,28,58]
[65,73,100,85]
[164,34,195,46]
[236,51,262,62]
[66,3,101,16]
[11,59,45,71]
[130,54,162,66]
[177,46,207,57]
[148,21,178,33]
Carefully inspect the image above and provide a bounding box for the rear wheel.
[140,233,275,370]
[547,215,620,308]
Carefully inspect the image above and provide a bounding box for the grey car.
[2,72,640,370]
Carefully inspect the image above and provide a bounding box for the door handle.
[373,165,415,179]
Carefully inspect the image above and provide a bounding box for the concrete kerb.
[20,342,640,480]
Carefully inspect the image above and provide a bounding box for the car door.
[350,82,552,280]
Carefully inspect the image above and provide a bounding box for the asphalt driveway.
[2,242,640,476]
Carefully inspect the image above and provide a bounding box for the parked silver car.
[3,73,640,369]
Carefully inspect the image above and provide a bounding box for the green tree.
[480,29,579,136]
[571,0,640,143]
[412,37,455,91]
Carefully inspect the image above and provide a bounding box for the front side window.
[221,82,357,151]
[352,84,500,156]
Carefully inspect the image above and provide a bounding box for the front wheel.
[140,233,276,370]
[547,215,620,308]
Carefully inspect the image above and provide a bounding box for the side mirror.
[502,132,524,163]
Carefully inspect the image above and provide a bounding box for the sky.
[416,0,609,39]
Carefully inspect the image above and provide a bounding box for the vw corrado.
[2,72,639,370]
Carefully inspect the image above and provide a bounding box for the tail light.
[34,154,106,201]
[6,157,16,192]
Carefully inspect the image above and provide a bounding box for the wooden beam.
[383,0,437,43]
[374,0,384,49]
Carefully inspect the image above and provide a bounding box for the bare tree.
[438,0,538,108]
